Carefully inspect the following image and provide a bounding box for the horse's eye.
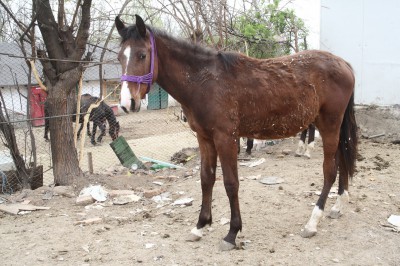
[139,53,146,60]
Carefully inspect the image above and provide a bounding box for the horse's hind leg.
[295,129,307,156]
[246,138,254,155]
[303,124,316,159]
[188,134,217,242]
[91,123,97,145]
[302,126,340,238]
[329,152,350,219]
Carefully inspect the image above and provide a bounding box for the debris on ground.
[79,185,108,202]
[0,203,50,215]
[170,148,198,164]
[239,158,266,167]
[259,176,284,185]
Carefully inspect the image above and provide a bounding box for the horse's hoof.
[220,240,236,251]
[300,228,317,238]
[186,227,202,242]
[328,210,342,219]
[186,233,201,242]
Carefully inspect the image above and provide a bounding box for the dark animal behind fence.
[44,94,120,145]
[115,15,357,250]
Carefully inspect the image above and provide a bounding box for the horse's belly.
[239,112,316,139]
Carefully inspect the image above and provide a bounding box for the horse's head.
[115,15,157,113]
[109,121,120,141]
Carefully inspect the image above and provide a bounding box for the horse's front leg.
[86,121,92,136]
[188,134,217,242]
[77,122,84,139]
[214,133,241,251]
[91,122,97,145]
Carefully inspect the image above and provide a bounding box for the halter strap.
[120,30,156,94]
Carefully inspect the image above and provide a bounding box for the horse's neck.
[155,35,214,104]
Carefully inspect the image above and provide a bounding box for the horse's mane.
[120,24,240,70]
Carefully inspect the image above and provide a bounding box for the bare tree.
[30,0,94,185]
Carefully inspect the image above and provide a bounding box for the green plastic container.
[109,136,145,169]
[147,83,168,110]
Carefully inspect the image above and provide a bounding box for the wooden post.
[74,75,83,147]
[87,152,93,174]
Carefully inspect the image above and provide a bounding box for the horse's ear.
[135,14,146,38]
[115,16,125,36]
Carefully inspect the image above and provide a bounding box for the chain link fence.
[0,43,198,189]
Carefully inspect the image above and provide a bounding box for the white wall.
[320,0,400,105]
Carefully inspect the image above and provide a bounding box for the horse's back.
[234,50,354,139]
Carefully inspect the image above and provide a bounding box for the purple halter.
[120,30,156,94]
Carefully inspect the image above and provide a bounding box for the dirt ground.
[1,106,399,266]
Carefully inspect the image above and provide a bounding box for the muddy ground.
[0,106,399,266]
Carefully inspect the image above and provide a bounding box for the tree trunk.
[0,100,31,189]
[47,79,82,185]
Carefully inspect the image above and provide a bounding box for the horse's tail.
[338,92,358,178]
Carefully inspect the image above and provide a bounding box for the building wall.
[1,86,28,116]
[320,0,400,105]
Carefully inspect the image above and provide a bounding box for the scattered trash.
[152,181,163,186]
[79,185,108,202]
[112,194,141,205]
[172,197,193,206]
[239,158,266,167]
[259,176,284,185]
[140,156,184,169]
[220,217,230,225]
[42,190,53,200]
[245,175,261,180]
[238,240,252,250]
[145,243,156,249]
[368,133,385,139]
[387,214,400,228]
[0,203,50,215]
[82,245,90,253]
[152,192,172,204]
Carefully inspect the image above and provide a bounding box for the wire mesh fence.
[0,42,198,189]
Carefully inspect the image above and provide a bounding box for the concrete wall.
[320,0,400,105]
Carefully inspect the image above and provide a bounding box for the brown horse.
[115,15,358,250]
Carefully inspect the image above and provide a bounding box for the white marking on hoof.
[295,140,305,156]
[303,142,314,159]
[186,227,202,242]
[220,240,236,251]
[301,228,317,238]
[308,141,315,149]
[329,190,349,219]
[302,206,323,238]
